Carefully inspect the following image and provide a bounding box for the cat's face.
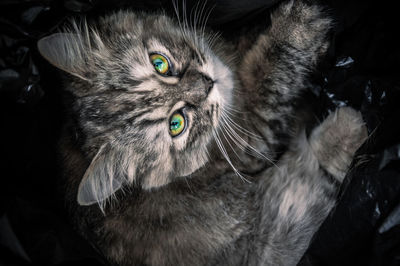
[38,11,234,206]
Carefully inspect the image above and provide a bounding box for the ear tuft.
[37,32,89,81]
[77,144,132,211]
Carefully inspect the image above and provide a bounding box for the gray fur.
[38,0,367,265]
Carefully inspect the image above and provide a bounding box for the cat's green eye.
[150,53,170,75]
[169,112,186,137]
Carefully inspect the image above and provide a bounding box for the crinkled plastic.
[299,1,400,265]
[1,0,399,265]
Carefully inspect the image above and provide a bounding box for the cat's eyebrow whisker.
[189,0,200,48]
[191,0,199,48]
[207,31,221,49]
[173,0,192,43]
[196,0,208,51]
[182,0,192,43]
[200,2,215,51]
[172,0,186,40]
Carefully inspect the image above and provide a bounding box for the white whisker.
[213,129,251,183]
[207,31,221,49]
[220,109,280,170]
[221,111,263,140]
[197,0,208,51]
[172,0,188,41]
[219,119,244,161]
[221,102,250,115]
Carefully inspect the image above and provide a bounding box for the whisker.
[197,0,208,50]
[221,111,263,140]
[203,140,211,160]
[182,0,189,39]
[219,119,245,161]
[172,0,189,41]
[221,102,250,115]
[220,107,248,121]
[200,2,215,50]
[207,31,221,49]
[189,0,199,48]
[220,111,280,170]
[213,129,251,183]
[221,118,256,158]
[221,115,269,159]
[184,175,194,193]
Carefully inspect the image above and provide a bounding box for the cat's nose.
[181,71,214,104]
[202,74,214,94]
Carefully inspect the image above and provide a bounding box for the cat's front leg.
[253,107,367,266]
[238,0,332,152]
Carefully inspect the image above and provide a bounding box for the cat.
[37,0,367,265]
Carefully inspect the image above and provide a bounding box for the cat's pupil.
[154,60,163,69]
[170,118,181,130]
[171,121,179,128]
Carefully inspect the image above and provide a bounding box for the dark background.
[1,0,399,265]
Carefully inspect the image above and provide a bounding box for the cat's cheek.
[172,136,187,151]
[202,55,234,106]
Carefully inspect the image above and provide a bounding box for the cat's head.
[38,11,234,207]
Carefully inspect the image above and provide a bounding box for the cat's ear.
[77,143,133,210]
[37,33,89,81]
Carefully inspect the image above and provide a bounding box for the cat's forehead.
[107,12,205,65]
[91,11,218,88]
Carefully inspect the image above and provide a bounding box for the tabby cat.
[37,0,367,265]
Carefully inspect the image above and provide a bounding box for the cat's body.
[38,1,367,265]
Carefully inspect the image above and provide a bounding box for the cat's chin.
[176,145,210,177]
[176,158,208,178]
[141,161,208,190]
[140,140,211,190]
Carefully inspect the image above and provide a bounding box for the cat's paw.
[270,0,332,59]
[309,107,368,182]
